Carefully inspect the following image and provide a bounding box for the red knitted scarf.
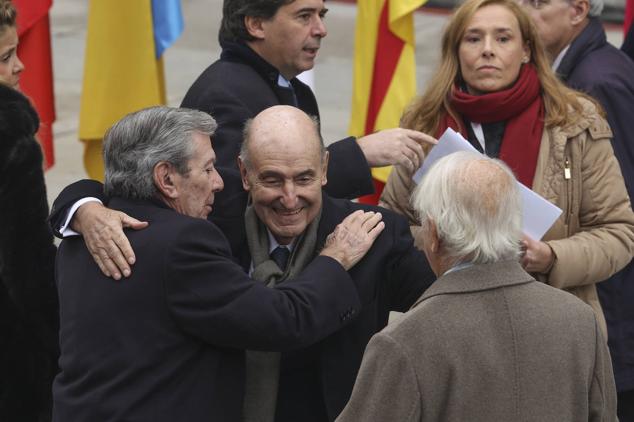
[437,64,545,187]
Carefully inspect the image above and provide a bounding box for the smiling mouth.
[275,208,303,216]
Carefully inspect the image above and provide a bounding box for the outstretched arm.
[49,179,147,279]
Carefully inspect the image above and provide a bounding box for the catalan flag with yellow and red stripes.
[349,0,426,204]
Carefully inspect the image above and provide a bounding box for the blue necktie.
[270,246,290,271]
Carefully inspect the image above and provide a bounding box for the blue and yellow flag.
[79,0,184,180]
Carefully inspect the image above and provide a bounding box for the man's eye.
[262,178,281,186]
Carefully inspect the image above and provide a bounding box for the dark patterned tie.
[270,246,290,271]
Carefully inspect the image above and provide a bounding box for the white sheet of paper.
[413,128,562,240]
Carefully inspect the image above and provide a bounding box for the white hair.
[588,0,604,17]
[411,151,522,264]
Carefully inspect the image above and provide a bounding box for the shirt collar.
[442,261,474,277]
[267,229,295,254]
[552,44,571,72]
[277,74,292,88]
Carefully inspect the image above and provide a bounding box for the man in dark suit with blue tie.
[213,105,436,421]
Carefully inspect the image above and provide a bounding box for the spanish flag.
[79,0,183,180]
[14,0,55,169]
[349,0,426,204]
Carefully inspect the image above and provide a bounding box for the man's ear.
[320,151,329,187]
[237,157,252,192]
[244,15,266,40]
[427,219,441,254]
[570,0,590,25]
[153,161,179,199]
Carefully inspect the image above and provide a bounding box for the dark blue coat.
[557,17,634,392]
[622,23,634,61]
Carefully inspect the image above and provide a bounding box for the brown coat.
[336,261,617,422]
[380,98,634,336]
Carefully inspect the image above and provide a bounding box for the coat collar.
[557,17,606,82]
[411,260,534,309]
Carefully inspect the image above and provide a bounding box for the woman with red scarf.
[380,0,634,336]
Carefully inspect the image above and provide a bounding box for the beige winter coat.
[380,97,634,336]
[336,261,617,422]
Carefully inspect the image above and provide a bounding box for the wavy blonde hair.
[402,0,595,139]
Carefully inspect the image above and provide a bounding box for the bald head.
[240,105,325,170]
[412,151,522,266]
[237,105,329,245]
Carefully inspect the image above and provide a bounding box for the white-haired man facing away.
[337,151,617,422]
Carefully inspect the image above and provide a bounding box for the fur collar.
[0,84,39,151]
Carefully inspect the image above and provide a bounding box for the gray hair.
[238,113,326,170]
[411,151,522,265]
[587,0,603,17]
[104,106,217,200]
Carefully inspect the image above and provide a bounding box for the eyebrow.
[464,27,514,34]
[259,169,316,179]
[295,6,328,15]
[0,47,15,56]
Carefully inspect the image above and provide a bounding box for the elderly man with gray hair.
[52,106,385,422]
[521,0,634,417]
[337,151,617,422]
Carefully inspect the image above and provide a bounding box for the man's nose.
[280,182,299,208]
[214,173,224,192]
[313,15,327,38]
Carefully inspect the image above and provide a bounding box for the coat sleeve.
[547,135,634,289]
[379,163,428,251]
[335,332,421,422]
[164,220,362,351]
[48,179,107,238]
[325,136,374,199]
[589,317,618,422]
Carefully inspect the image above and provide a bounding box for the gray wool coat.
[336,261,617,422]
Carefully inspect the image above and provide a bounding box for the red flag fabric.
[14,0,56,169]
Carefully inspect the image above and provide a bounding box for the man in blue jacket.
[523,0,634,419]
